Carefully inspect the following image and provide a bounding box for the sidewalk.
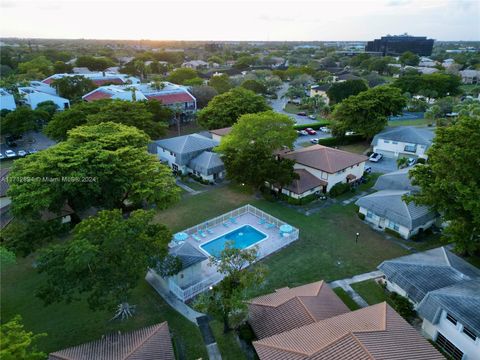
[329,270,383,308]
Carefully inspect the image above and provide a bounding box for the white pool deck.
[150,204,299,302]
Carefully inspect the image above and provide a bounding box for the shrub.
[329,182,351,197]
[317,134,365,147]
[237,322,256,343]
[385,228,402,238]
[416,157,426,164]
[280,193,319,205]
[389,293,416,323]
[358,212,366,220]
[189,173,212,185]
[293,120,330,130]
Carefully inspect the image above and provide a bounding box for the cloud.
[0,1,17,8]
[386,0,411,6]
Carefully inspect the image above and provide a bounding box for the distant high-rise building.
[366,34,434,56]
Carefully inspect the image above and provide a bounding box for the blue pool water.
[200,225,267,258]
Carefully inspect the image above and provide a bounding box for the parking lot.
[0,131,56,160]
[366,156,398,174]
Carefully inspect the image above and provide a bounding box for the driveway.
[367,157,398,174]
[270,83,319,126]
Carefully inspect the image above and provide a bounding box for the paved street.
[270,82,318,126]
[0,131,56,156]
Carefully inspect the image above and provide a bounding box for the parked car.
[0,153,4,160]
[364,166,372,174]
[407,158,416,167]
[17,150,27,157]
[369,152,383,162]
[28,149,38,154]
[305,128,317,135]
[297,111,307,116]
[5,150,16,158]
[345,131,356,136]
[310,138,319,144]
[319,126,331,133]
[308,114,316,120]
[298,130,308,136]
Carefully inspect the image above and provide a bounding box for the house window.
[389,221,399,231]
[392,141,398,144]
[446,313,457,325]
[462,326,477,341]
[383,140,390,144]
[436,333,464,360]
[404,144,417,153]
[367,211,373,219]
[170,151,175,156]
[321,172,328,180]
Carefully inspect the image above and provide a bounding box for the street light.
[355,232,360,243]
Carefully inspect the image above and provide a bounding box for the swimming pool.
[200,225,267,258]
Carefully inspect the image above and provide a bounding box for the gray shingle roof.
[417,279,480,337]
[373,167,418,191]
[371,126,434,147]
[170,242,207,270]
[155,134,217,156]
[378,247,480,303]
[355,190,435,229]
[188,151,224,176]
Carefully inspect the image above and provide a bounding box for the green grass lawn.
[1,255,207,358]
[284,102,301,114]
[336,141,371,155]
[183,178,209,191]
[0,159,16,169]
[333,288,360,310]
[351,280,388,305]
[388,119,433,127]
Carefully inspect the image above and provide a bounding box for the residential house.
[82,82,197,120]
[355,190,436,239]
[0,88,16,111]
[18,86,70,110]
[249,282,443,359]
[278,145,368,197]
[418,57,439,67]
[371,126,434,159]
[309,84,330,104]
[442,58,456,68]
[49,322,174,360]
[378,247,480,359]
[42,72,140,87]
[373,167,418,192]
[209,126,232,142]
[247,281,350,339]
[460,70,480,84]
[333,72,361,82]
[182,60,209,70]
[164,242,208,290]
[153,133,225,182]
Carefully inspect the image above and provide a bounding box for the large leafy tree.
[189,85,218,108]
[216,111,297,189]
[197,87,270,129]
[332,86,406,139]
[194,242,267,332]
[44,100,168,140]
[326,79,368,104]
[399,51,420,66]
[86,100,167,138]
[408,115,480,255]
[0,315,46,360]
[0,107,38,136]
[76,56,115,71]
[8,122,180,219]
[208,74,232,94]
[393,73,462,98]
[17,56,53,78]
[167,68,199,84]
[51,75,97,102]
[36,209,173,310]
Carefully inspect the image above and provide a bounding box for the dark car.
[297,112,307,116]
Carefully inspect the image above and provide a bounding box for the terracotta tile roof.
[284,169,327,195]
[83,89,113,102]
[49,322,174,360]
[42,78,54,85]
[281,145,368,174]
[92,78,125,86]
[145,92,195,105]
[253,302,443,359]
[209,127,232,137]
[247,281,350,339]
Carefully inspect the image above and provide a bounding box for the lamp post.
[355,232,359,244]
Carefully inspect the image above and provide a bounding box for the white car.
[5,150,16,158]
[345,131,356,136]
[407,158,416,167]
[310,138,319,144]
[298,130,308,136]
[308,114,316,120]
[319,127,331,133]
[369,152,383,162]
[17,150,27,157]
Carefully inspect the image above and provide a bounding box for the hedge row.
[317,134,365,146]
[293,120,330,130]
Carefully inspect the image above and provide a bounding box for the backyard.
[1,184,446,359]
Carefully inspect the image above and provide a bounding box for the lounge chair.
[198,230,207,238]
[257,218,266,225]
[266,223,275,229]
[230,217,237,224]
[223,222,229,227]
[206,228,214,235]
[193,234,202,242]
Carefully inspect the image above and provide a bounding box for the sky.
[0,0,479,41]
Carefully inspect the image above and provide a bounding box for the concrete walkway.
[176,179,201,195]
[197,316,222,360]
[329,270,384,308]
[145,271,204,324]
